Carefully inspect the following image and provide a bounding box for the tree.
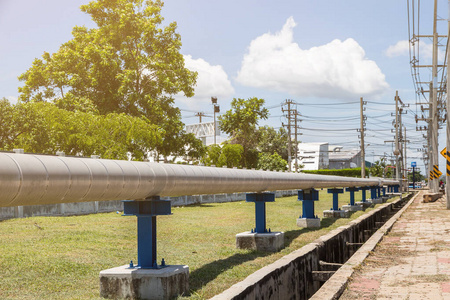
[219,97,268,168]
[257,126,289,161]
[18,0,200,160]
[408,169,424,183]
[0,100,161,160]
[201,143,243,168]
[218,144,243,168]
[257,152,287,171]
[202,144,222,166]
[0,98,16,150]
[369,158,393,178]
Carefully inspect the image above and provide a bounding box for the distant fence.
[0,190,297,221]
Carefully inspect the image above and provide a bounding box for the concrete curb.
[309,192,419,300]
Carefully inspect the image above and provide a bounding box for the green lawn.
[0,190,393,299]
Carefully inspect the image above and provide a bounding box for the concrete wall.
[0,190,297,221]
[212,193,413,300]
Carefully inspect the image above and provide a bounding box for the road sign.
[441,147,447,159]
[411,161,416,167]
[432,165,442,179]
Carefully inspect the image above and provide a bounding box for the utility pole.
[446,0,450,208]
[293,110,302,172]
[399,103,404,185]
[385,91,406,190]
[430,0,439,193]
[404,125,408,190]
[282,100,295,171]
[409,0,446,193]
[195,112,205,123]
[294,112,298,172]
[394,91,401,186]
[360,97,366,178]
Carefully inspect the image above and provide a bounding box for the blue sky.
[1,0,448,175]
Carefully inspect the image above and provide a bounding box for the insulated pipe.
[0,152,398,207]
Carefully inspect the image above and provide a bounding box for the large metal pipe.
[0,152,398,207]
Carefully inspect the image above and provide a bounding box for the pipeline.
[0,152,398,207]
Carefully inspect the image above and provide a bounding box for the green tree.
[218,144,243,168]
[369,158,393,178]
[202,144,222,166]
[18,0,199,160]
[257,126,289,161]
[0,98,16,150]
[257,152,287,171]
[408,169,424,183]
[219,97,268,168]
[0,101,161,160]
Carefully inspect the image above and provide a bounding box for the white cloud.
[385,40,409,57]
[176,55,234,110]
[386,39,444,62]
[236,17,389,99]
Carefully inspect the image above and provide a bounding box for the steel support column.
[327,188,344,211]
[345,187,359,206]
[246,193,275,233]
[123,197,171,269]
[298,189,319,219]
[360,186,370,202]
[370,186,378,200]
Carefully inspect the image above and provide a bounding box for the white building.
[328,147,361,169]
[297,143,329,170]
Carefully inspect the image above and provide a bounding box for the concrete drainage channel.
[211,192,415,300]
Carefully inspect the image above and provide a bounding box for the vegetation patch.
[0,191,397,299]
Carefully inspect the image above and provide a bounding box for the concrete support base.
[341,204,363,212]
[370,198,383,204]
[381,196,389,202]
[236,231,284,252]
[297,218,321,228]
[356,201,372,209]
[323,210,350,218]
[99,265,189,300]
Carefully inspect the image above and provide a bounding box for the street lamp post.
[211,97,220,145]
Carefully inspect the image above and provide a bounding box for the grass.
[0,190,397,299]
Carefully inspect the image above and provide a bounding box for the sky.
[1,0,449,176]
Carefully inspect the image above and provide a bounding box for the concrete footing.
[341,204,363,212]
[99,265,189,300]
[323,210,350,218]
[381,196,389,202]
[356,201,372,209]
[370,198,383,205]
[389,192,402,196]
[236,231,284,252]
[297,218,321,228]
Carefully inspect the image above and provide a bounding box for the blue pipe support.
[246,193,275,233]
[360,186,370,202]
[345,187,359,206]
[382,187,386,196]
[370,186,378,199]
[123,197,171,269]
[298,189,319,219]
[377,186,381,198]
[327,188,344,211]
[393,185,399,193]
